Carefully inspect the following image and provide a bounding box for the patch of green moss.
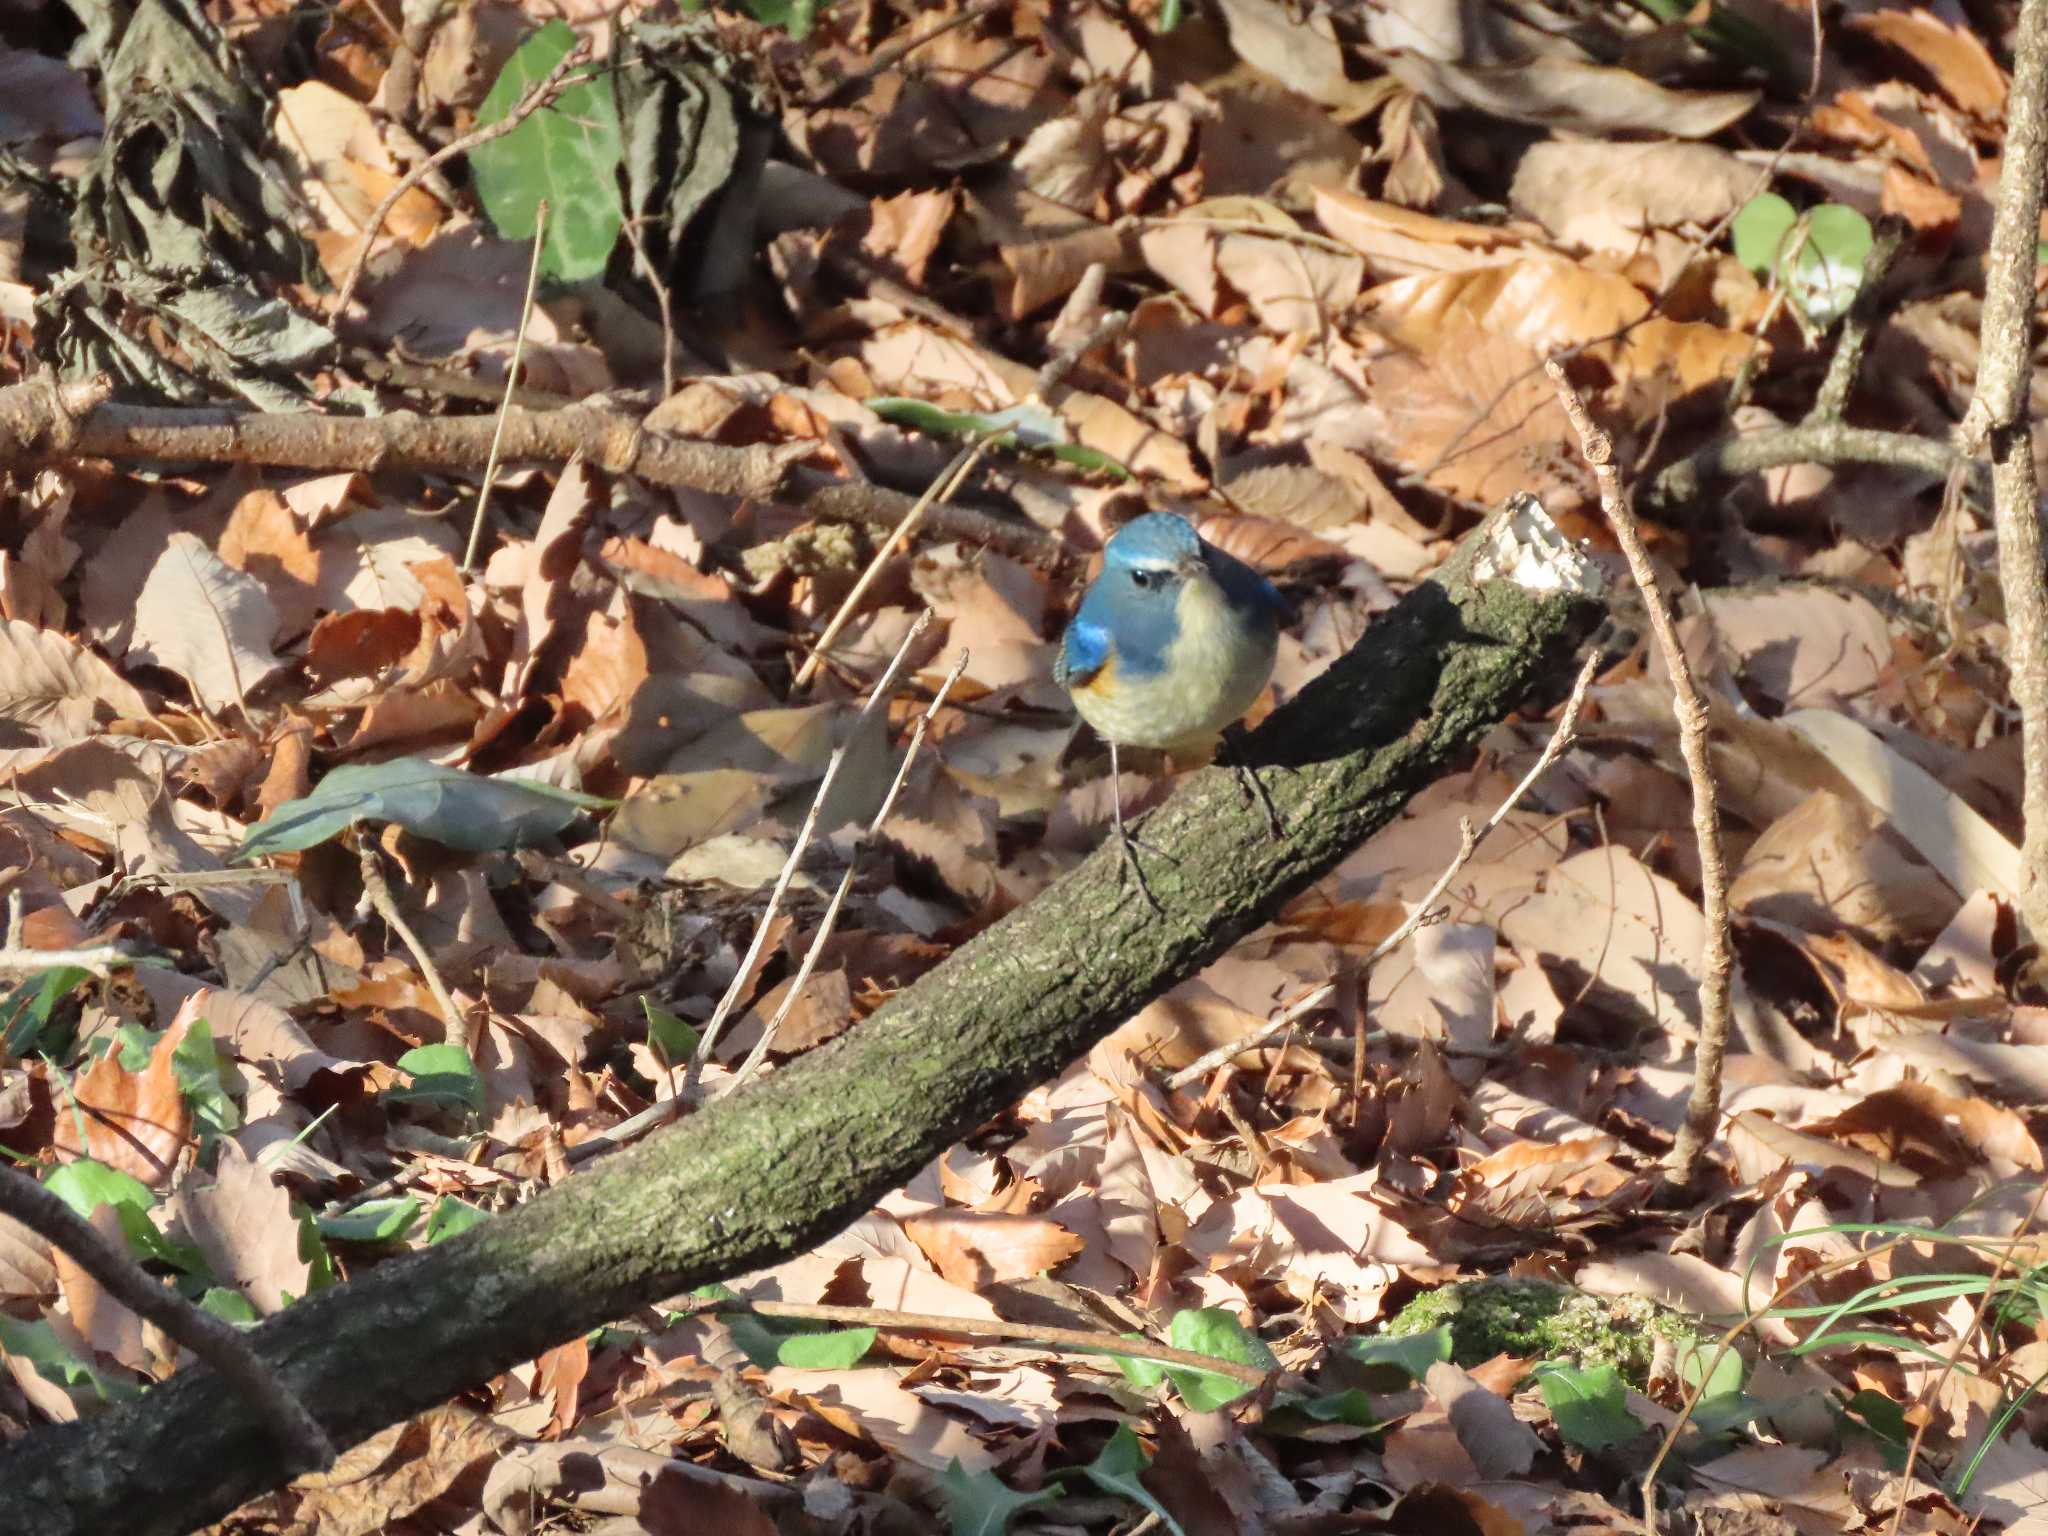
[1385,1279,1703,1387]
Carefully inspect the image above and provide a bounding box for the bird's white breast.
[1070,575,1277,749]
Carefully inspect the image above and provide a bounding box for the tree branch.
[1963,0,2048,948]
[0,384,1062,565]
[0,496,1604,1536]
[0,1167,333,1471]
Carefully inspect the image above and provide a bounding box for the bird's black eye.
[1130,569,1153,589]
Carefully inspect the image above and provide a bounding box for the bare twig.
[1960,0,2048,948]
[0,385,1063,565]
[0,1165,333,1469]
[1805,218,1907,426]
[462,199,550,574]
[1546,360,1732,1199]
[1162,647,1603,1091]
[330,39,591,321]
[792,442,995,690]
[805,0,1007,106]
[568,613,935,1161]
[0,945,152,976]
[677,1296,1271,1388]
[684,610,930,1094]
[357,840,465,1040]
[726,649,972,1095]
[1640,421,1961,519]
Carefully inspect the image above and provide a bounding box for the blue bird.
[1054,512,1288,905]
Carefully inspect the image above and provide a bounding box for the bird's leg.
[1106,739,1163,913]
[1220,725,1284,838]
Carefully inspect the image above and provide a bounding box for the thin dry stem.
[793,445,989,691]
[676,1296,1270,1388]
[1546,360,1733,1198]
[571,611,936,1160]
[462,200,549,574]
[683,610,932,1095]
[0,1166,334,1470]
[1639,1228,1925,1530]
[726,649,972,1094]
[358,840,464,1040]
[1886,1179,2048,1536]
[0,945,147,975]
[1163,646,1603,1091]
[1961,0,2048,948]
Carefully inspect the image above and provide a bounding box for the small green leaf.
[769,1325,876,1369]
[938,1459,1061,1536]
[298,1208,338,1291]
[1535,1361,1646,1452]
[44,1158,154,1222]
[1677,1337,1743,1400]
[317,1196,421,1243]
[0,1316,136,1401]
[1079,1425,1184,1536]
[389,1043,484,1113]
[469,22,625,283]
[199,1288,260,1326]
[110,1021,157,1071]
[642,998,699,1068]
[172,1019,241,1139]
[1840,1388,1910,1468]
[236,758,608,860]
[1732,193,1798,277]
[425,1196,491,1244]
[2,966,90,1057]
[1265,1387,1387,1434]
[1110,1309,1273,1410]
[698,1288,877,1369]
[1345,1326,1454,1386]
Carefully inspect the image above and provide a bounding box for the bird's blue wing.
[1208,547,1290,622]
[1055,614,1113,690]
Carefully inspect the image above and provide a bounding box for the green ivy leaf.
[317,1196,421,1243]
[389,1043,484,1114]
[1535,1361,1646,1452]
[1265,1386,1387,1435]
[1731,193,1798,277]
[2,966,90,1057]
[1078,1426,1183,1536]
[1109,1309,1274,1410]
[937,1459,1061,1536]
[0,1316,136,1401]
[425,1196,492,1244]
[642,998,699,1069]
[199,1287,260,1326]
[172,1019,241,1139]
[1345,1326,1454,1387]
[469,21,624,283]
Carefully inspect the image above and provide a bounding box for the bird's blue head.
[1100,513,1206,597]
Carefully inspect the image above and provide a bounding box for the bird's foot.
[1220,727,1285,838]
[1113,824,1166,914]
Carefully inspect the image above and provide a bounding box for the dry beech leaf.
[1780,709,2021,903]
[899,1211,1086,1288]
[1848,9,2007,119]
[1426,1360,1543,1478]
[171,1137,311,1315]
[1382,54,1759,139]
[129,531,287,713]
[51,997,195,1187]
[0,618,151,740]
